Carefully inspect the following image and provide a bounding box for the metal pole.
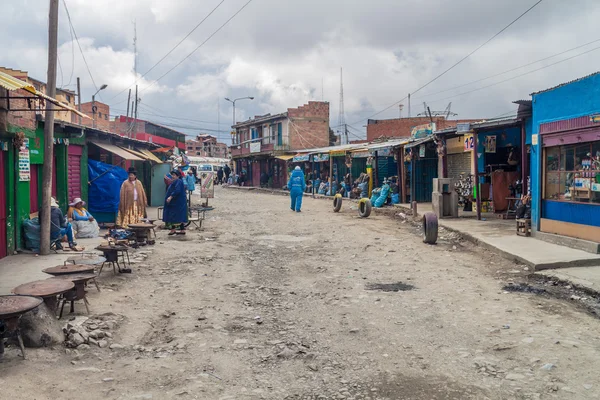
[126,89,131,119]
[91,95,96,128]
[76,77,81,125]
[40,0,59,255]
[473,131,481,221]
[521,120,527,194]
[233,101,236,125]
[134,84,138,139]
[408,93,411,118]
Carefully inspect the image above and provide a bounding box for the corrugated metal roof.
[530,72,600,96]
[0,70,88,118]
[0,70,36,93]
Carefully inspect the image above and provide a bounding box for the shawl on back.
[119,179,147,216]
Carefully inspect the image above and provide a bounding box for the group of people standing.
[115,166,194,236]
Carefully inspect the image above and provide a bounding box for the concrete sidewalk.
[0,237,103,295]
[438,218,600,270]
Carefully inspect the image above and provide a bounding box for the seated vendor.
[67,197,100,238]
[51,197,77,249]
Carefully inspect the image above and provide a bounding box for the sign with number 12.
[464,134,474,152]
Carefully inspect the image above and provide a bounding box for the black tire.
[333,194,343,213]
[358,199,372,218]
[423,212,438,244]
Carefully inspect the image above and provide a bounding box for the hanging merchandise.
[419,145,426,158]
[18,138,31,182]
[485,135,497,153]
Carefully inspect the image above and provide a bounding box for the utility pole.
[40,0,59,255]
[408,93,411,118]
[126,88,131,119]
[133,84,138,139]
[76,77,82,125]
[337,68,345,144]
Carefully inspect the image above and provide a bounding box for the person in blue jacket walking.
[287,166,306,212]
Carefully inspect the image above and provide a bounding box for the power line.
[424,44,600,105]
[139,0,255,95]
[417,36,600,100]
[107,0,227,102]
[348,0,544,125]
[62,0,102,100]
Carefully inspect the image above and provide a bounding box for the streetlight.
[224,96,254,126]
[92,84,108,128]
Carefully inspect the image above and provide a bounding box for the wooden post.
[473,131,481,221]
[329,156,333,195]
[400,146,406,204]
[521,120,527,194]
[40,0,59,255]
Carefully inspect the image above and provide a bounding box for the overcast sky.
[2,0,600,143]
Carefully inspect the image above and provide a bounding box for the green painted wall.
[5,145,15,254]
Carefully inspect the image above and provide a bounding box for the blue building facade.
[530,72,600,243]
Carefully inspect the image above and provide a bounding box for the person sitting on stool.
[51,197,77,250]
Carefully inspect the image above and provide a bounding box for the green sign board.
[29,128,44,164]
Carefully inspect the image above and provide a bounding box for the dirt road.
[1,187,600,399]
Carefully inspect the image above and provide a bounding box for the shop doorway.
[0,150,7,259]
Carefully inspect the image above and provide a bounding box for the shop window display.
[544,142,600,204]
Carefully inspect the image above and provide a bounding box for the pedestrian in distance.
[184,169,196,207]
[224,164,231,183]
[217,167,224,185]
[163,169,188,235]
[117,167,148,228]
[288,166,306,212]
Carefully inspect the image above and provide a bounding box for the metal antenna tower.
[133,20,138,78]
[337,68,346,144]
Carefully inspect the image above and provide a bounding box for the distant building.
[186,134,228,158]
[79,101,111,131]
[113,116,186,150]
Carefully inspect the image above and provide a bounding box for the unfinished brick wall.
[288,101,330,150]
[5,88,37,131]
[367,117,481,141]
[79,101,111,131]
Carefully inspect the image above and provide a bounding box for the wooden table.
[96,245,130,274]
[43,264,100,292]
[49,274,96,317]
[0,295,43,360]
[64,254,106,266]
[12,279,74,312]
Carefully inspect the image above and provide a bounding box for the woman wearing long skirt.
[117,167,148,228]
[163,169,188,235]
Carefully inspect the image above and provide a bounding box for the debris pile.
[63,313,124,349]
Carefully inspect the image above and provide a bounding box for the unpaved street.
[1,187,600,400]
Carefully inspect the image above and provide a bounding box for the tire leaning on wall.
[358,198,372,218]
[333,194,343,213]
[422,212,438,244]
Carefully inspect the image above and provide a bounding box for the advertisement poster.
[485,135,497,153]
[18,138,30,181]
[200,171,215,198]
[463,134,474,152]
[419,144,426,158]
[313,153,329,162]
[250,142,261,153]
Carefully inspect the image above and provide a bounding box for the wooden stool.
[516,219,531,237]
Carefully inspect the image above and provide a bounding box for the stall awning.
[119,146,152,161]
[137,148,163,163]
[0,70,89,119]
[275,154,294,161]
[405,136,434,149]
[90,141,144,161]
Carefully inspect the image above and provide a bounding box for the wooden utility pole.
[76,77,82,125]
[133,84,138,139]
[126,89,131,119]
[40,0,59,255]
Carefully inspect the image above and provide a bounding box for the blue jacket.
[184,174,195,192]
[287,169,306,192]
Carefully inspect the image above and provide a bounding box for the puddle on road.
[256,235,307,242]
[365,282,415,292]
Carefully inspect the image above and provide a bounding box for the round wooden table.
[49,273,97,317]
[12,279,74,312]
[43,264,100,292]
[64,255,106,266]
[96,245,130,274]
[0,295,44,360]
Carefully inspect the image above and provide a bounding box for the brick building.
[79,101,111,131]
[366,117,480,142]
[186,134,228,158]
[231,101,330,187]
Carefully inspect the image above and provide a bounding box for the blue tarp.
[88,159,127,214]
